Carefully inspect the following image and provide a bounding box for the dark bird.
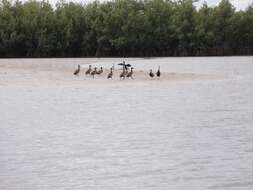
[124,64,131,70]
[90,67,97,78]
[149,69,154,78]
[125,69,128,76]
[96,67,103,75]
[85,65,92,75]
[118,61,131,70]
[126,67,134,79]
[107,67,113,79]
[120,67,126,80]
[118,61,126,66]
[73,65,81,76]
[156,66,161,77]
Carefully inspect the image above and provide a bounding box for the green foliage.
[0,0,252,57]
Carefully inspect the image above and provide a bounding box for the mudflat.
[0,58,214,87]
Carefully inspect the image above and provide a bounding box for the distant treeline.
[0,0,253,57]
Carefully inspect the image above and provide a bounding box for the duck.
[126,67,134,79]
[149,69,154,78]
[125,67,129,76]
[96,67,103,75]
[156,66,161,77]
[90,67,97,78]
[119,67,126,80]
[107,67,113,79]
[73,64,81,76]
[85,65,92,75]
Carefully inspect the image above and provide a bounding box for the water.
[0,57,253,190]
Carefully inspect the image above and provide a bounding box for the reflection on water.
[0,57,253,190]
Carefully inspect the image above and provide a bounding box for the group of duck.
[149,66,161,78]
[73,62,161,79]
[73,65,104,77]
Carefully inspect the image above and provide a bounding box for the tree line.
[0,0,253,57]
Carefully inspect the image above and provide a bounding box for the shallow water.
[0,57,253,190]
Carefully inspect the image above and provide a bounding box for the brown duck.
[96,67,103,75]
[119,68,126,80]
[107,67,113,79]
[73,65,81,76]
[90,67,97,78]
[85,65,92,75]
[126,67,134,79]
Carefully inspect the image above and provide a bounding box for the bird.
[119,67,126,80]
[118,61,131,70]
[107,67,113,79]
[125,69,128,76]
[90,67,97,78]
[149,69,154,78]
[96,67,103,75]
[73,64,81,76]
[126,67,134,79]
[85,65,92,75]
[156,66,161,77]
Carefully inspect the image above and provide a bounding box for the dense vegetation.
[0,0,253,57]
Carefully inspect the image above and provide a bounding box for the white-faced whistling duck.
[90,67,97,78]
[120,67,126,80]
[125,67,129,76]
[156,66,161,77]
[73,64,81,76]
[107,67,113,79]
[96,67,103,75]
[85,65,92,75]
[149,69,154,78]
[126,67,134,79]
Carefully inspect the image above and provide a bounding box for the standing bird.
[96,67,103,75]
[85,65,92,75]
[107,67,113,79]
[73,65,81,76]
[156,66,161,77]
[126,67,134,79]
[120,67,126,80]
[149,69,154,78]
[90,67,97,78]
